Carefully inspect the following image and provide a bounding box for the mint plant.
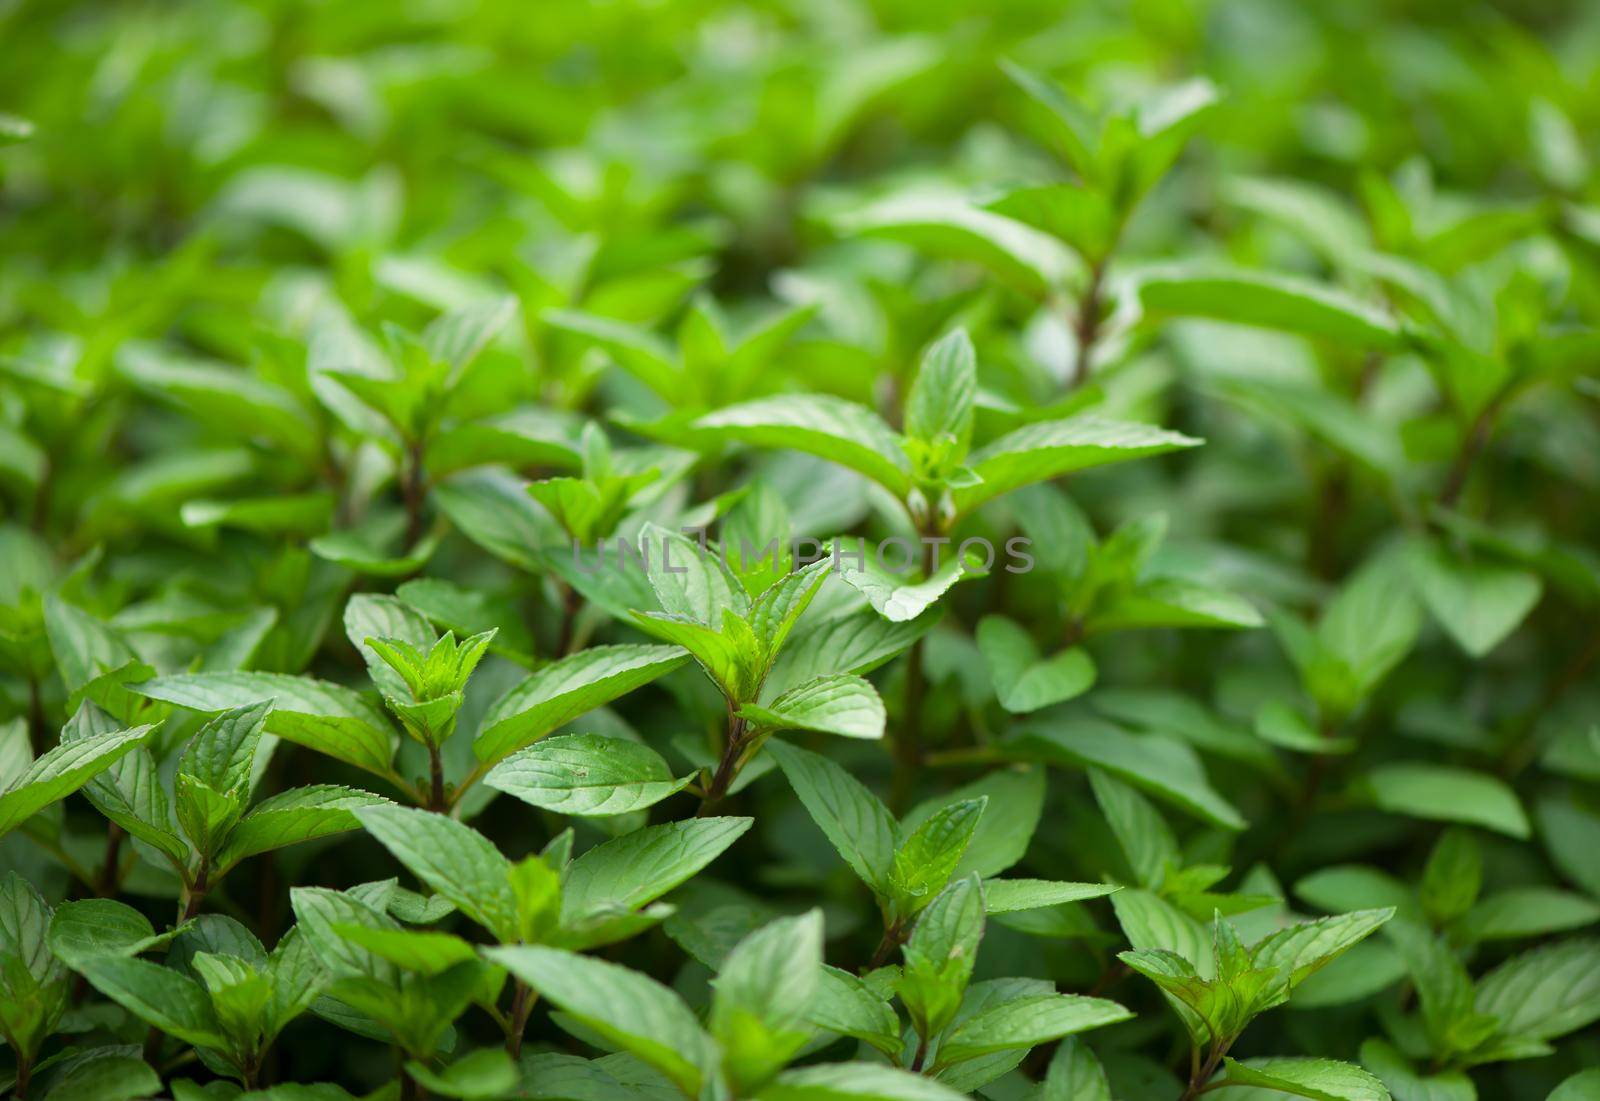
[4,5,1600,1100]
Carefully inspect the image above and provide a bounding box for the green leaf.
[890,797,986,913]
[0,725,152,837]
[137,673,397,780]
[633,522,749,626]
[976,616,1095,713]
[897,874,984,1039]
[903,768,1044,879]
[835,194,1081,299]
[561,817,753,928]
[48,899,172,969]
[179,701,269,798]
[484,734,693,816]
[1456,888,1600,943]
[33,1047,161,1101]
[1089,769,1180,888]
[1365,764,1529,838]
[952,417,1202,516]
[808,966,901,1058]
[981,879,1118,913]
[711,910,823,1090]
[1014,718,1246,830]
[423,297,517,374]
[767,740,897,894]
[1042,1038,1112,1101]
[999,61,1099,183]
[78,957,227,1050]
[333,925,475,976]
[404,1049,519,1101]
[1474,937,1600,1043]
[830,541,968,624]
[486,946,715,1098]
[1216,1057,1393,1101]
[1549,1069,1600,1101]
[757,1063,968,1100]
[215,786,386,871]
[933,993,1132,1068]
[1250,909,1395,991]
[42,596,138,696]
[1409,543,1542,658]
[474,644,689,765]
[905,329,977,458]
[1357,1039,1475,1101]
[542,309,681,399]
[1137,265,1405,350]
[740,674,885,740]
[354,806,519,943]
[693,395,911,497]
[344,594,436,702]
[764,608,931,698]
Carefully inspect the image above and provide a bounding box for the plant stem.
[697,711,748,816]
[910,1035,929,1074]
[95,823,125,897]
[402,439,428,548]
[505,979,535,1059]
[555,580,582,656]
[891,533,939,813]
[1069,257,1110,388]
[401,1066,427,1101]
[27,677,47,756]
[1178,1039,1234,1101]
[866,918,907,970]
[13,1056,30,1101]
[428,744,447,811]
[1438,387,1509,509]
[181,860,210,923]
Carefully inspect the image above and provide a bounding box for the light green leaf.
[1365,764,1529,838]
[1217,1057,1392,1101]
[1409,544,1542,658]
[808,966,901,1058]
[1137,265,1405,350]
[832,541,967,623]
[215,786,387,871]
[934,994,1132,1068]
[1474,937,1600,1042]
[981,879,1118,913]
[48,899,172,969]
[78,957,226,1050]
[354,806,518,943]
[767,740,897,894]
[740,674,885,740]
[693,395,911,497]
[757,1062,968,1100]
[1014,718,1246,830]
[474,645,689,765]
[904,768,1044,879]
[0,725,152,837]
[835,194,1081,299]
[487,946,715,1098]
[1456,888,1600,943]
[976,616,1095,713]
[890,798,986,913]
[484,734,692,816]
[952,417,1202,516]
[404,1049,519,1101]
[712,910,823,1090]
[905,329,977,455]
[561,817,752,927]
[137,673,397,780]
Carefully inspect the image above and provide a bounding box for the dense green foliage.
[3,1,1600,1099]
